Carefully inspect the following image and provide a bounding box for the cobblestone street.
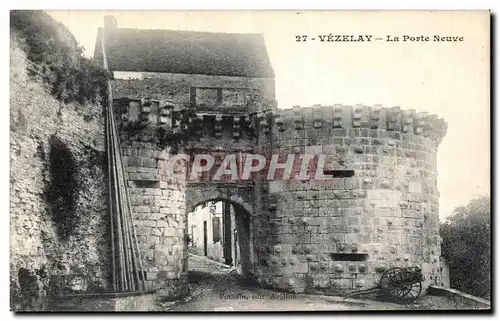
[157,255,483,312]
[159,255,393,311]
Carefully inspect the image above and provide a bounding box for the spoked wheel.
[378,267,403,298]
[399,279,422,300]
[393,270,422,300]
[385,269,422,300]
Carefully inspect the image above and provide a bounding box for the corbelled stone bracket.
[233,116,242,139]
[140,97,152,123]
[313,105,323,129]
[293,106,303,130]
[333,105,343,128]
[244,115,255,137]
[113,97,176,130]
[214,115,223,138]
[269,104,447,145]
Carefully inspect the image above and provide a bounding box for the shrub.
[10,10,109,105]
[157,109,200,153]
[440,196,491,299]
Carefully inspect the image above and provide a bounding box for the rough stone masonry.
[10,31,111,310]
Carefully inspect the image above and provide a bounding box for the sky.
[46,10,490,220]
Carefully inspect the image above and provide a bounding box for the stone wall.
[439,257,450,288]
[252,105,447,295]
[112,71,275,115]
[10,34,110,310]
[115,110,189,298]
[48,291,158,311]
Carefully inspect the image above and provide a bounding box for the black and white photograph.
[9,9,491,312]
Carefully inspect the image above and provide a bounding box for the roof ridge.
[107,27,265,37]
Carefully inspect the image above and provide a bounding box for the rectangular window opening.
[133,181,160,189]
[193,87,222,108]
[212,217,221,243]
[331,253,368,261]
[324,169,355,178]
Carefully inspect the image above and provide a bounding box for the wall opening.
[132,180,160,189]
[331,253,368,261]
[323,169,355,178]
[186,199,251,284]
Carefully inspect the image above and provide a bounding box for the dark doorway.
[222,202,233,266]
[203,221,208,256]
[234,229,239,267]
[186,200,252,293]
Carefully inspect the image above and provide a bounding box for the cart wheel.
[379,267,403,288]
[378,267,403,298]
[387,269,422,300]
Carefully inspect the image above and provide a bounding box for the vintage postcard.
[9,10,491,312]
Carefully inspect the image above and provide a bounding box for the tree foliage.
[440,196,491,299]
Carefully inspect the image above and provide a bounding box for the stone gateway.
[10,12,449,311]
[94,16,448,297]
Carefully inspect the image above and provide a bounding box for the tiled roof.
[94,27,275,77]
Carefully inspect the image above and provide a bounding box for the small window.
[331,253,368,261]
[133,181,160,188]
[193,88,222,108]
[323,169,355,178]
[212,217,221,243]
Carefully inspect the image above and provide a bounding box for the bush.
[10,10,109,105]
[440,196,491,299]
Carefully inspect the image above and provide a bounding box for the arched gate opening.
[185,198,253,289]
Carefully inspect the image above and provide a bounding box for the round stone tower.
[114,97,189,299]
[252,104,447,295]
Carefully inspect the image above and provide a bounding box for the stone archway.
[185,183,255,278]
[186,183,254,215]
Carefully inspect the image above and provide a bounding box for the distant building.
[188,201,239,268]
